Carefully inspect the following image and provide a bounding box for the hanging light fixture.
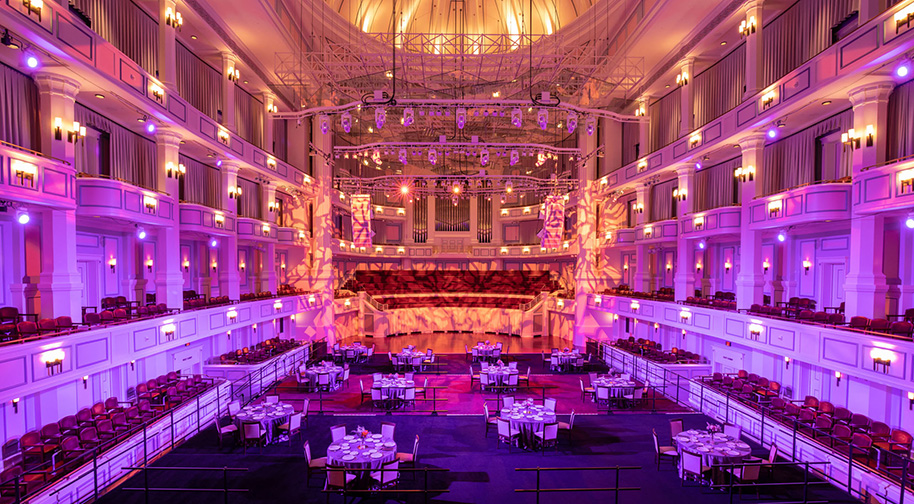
[341,111,352,133]
[586,116,596,136]
[402,107,414,126]
[319,114,330,134]
[480,148,489,166]
[510,150,519,166]
[566,111,578,134]
[428,148,438,165]
[375,107,386,129]
[456,107,467,129]
[537,109,549,130]
[511,107,522,127]
[398,148,408,165]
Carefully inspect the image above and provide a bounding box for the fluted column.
[743,0,764,98]
[153,130,184,309]
[674,164,695,300]
[36,72,80,164]
[735,134,766,309]
[219,162,241,301]
[678,59,694,137]
[156,0,178,88]
[632,185,651,292]
[262,92,276,154]
[221,52,237,131]
[637,96,651,156]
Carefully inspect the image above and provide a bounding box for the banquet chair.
[371,388,384,410]
[543,398,557,412]
[480,362,489,371]
[471,348,479,362]
[381,422,396,440]
[724,423,742,440]
[241,422,265,454]
[214,415,237,448]
[465,345,472,362]
[558,411,575,444]
[670,419,683,438]
[502,396,515,409]
[416,378,428,400]
[580,379,595,402]
[301,399,311,428]
[723,461,761,496]
[652,429,679,469]
[396,435,420,479]
[535,423,559,453]
[359,380,371,404]
[370,459,400,489]
[596,386,610,409]
[265,395,279,404]
[330,424,347,442]
[680,451,711,486]
[469,366,479,389]
[550,355,559,371]
[404,387,416,408]
[508,361,518,370]
[497,418,519,452]
[479,372,491,392]
[317,373,331,392]
[507,373,519,391]
[483,404,499,436]
[373,373,383,382]
[405,372,414,382]
[277,413,302,446]
[337,367,350,389]
[323,466,357,496]
[542,351,551,368]
[747,444,779,478]
[303,440,327,487]
[519,367,531,387]
[228,401,241,418]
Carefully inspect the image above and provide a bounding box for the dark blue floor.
[95,412,858,504]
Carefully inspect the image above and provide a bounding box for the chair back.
[242,422,261,440]
[681,451,702,476]
[303,440,312,464]
[651,429,661,454]
[741,463,761,481]
[502,396,514,409]
[544,423,559,440]
[228,401,241,416]
[543,398,557,411]
[379,459,400,485]
[330,424,347,442]
[724,424,742,440]
[381,422,396,439]
[289,413,302,431]
[670,418,683,437]
[326,466,349,489]
[497,417,511,438]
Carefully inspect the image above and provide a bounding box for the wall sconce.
[129,360,135,370]
[165,7,183,29]
[523,206,532,215]
[803,259,811,274]
[680,310,691,323]
[676,71,689,86]
[108,258,117,272]
[784,356,790,369]
[695,262,702,273]
[623,263,629,271]
[23,0,42,20]
[239,262,245,272]
[835,371,842,386]
[146,259,153,272]
[218,129,230,145]
[214,213,225,228]
[500,247,509,255]
[734,165,755,182]
[298,230,306,242]
[40,349,65,376]
[143,195,157,213]
[666,263,672,272]
[54,117,63,141]
[738,15,757,38]
[693,216,704,231]
[898,169,914,194]
[748,323,763,340]
[522,247,531,255]
[634,203,644,214]
[644,226,653,238]
[228,185,242,199]
[54,117,84,144]
[183,259,189,272]
[150,82,164,103]
[211,260,218,272]
[344,298,352,307]
[563,241,570,249]
[653,322,659,332]
[274,300,282,312]
[634,103,646,116]
[267,158,277,171]
[760,90,775,109]
[11,160,37,188]
[673,188,687,201]
[841,127,873,150]
[227,309,238,322]
[308,295,316,305]
[500,208,509,216]
[268,200,276,213]
[637,159,648,172]
[724,260,732,273]
[375,246,383,254]
[11,398,19,414]
[82,375,88,389]
[689,132,701,148]
[280,263,286,270]
[556,299,565,308]
[600,177,608,185]
[267,103,278,113]
[871,348,894,373]
[762,260,770,273]
[227,65,240,82]
[768,200,782,217]
[594,295,602,305]
[630,300,639,312]
[162,322,176,340]
[397,247,406,255]
[359,246,366,253]
[908,391,914,410]
[896,5,914,33]
[261,224,271,236]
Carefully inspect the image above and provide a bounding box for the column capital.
[221,161,242,176]
[156,129,183,148]
[738,133,767,152]
[743,0,763,12]
[221,51,238,66]
[675,163,696,177]
[848,81,896,107]
[35,72,81,98]
[262,91,277,104]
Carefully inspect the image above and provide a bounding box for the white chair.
[324,466,356,494]
[483,404,498,436]
[381,422,396,439]
[550,355,559,371]
[371,388,384,410]
[502,396,514,409]
[370,459,400,488]
[214,416,237,448]
[507,373,519,390]
[508,361,518,370]
[479,371,490,391]
[265,395,279,404]
[301,398,310,427]
[471,348,479,362]
[480,361,489,371]
[596,386,610,407]
[652,428,679,469]
[543,397,557,412]
[558,410,575,443]
[497,417,519,451]
[680,451,711,485]
[411,356,423,371]
[241,422,264,454]
[724,463,761,497]
[360,380,371,404]
[228,400,241,417]
[404,387,416,408]
[318,373,331,392]
[620,373,631,381]
[373,372,382,382]
[365,345,374,361]
[724,423,742,440]
[303,440,327,487]
[519,366,531,386]
[580,379,595,402]
[670,418,683,438]
[337,367,350,389]
[277,413,301,446]
[534,423,559,452]
[416,378,428,399]
[405,372,415,382]
[396,435,419,478]
[465,344,472,361]
[330,423,346,442]
[623,387,644,409]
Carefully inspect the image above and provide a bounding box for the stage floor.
[337,332,575,354]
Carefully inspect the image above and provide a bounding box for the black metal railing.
[322,466,449,504]
[121,466,248,504]
[514,465,641,504]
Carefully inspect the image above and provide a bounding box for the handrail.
[755,177,852,199]
[515,465,641,504]
[861,152,914,172]
[75,171,168,197]
[0,139,72,166]
[365,294,389,311]
[521,293,548,311]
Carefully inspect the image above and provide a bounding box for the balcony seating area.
[701,369,913,482]
[613,337,703,364]
[183,292,233,310]
[603,285,675,301]
[745,303,914,340]
[348,270,559,296]
[213,338,300,365]
[379,295,529,309]
[240,291,275,301]
[0,372,215,501]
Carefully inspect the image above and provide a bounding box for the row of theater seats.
[745,304,914,339]
[0,303,176,343]
[613,337,703,364]
[704,370,912,475]
[240,291,275,301]
[602,286,676,302]
[379,295,528,309]
[348,270,559,296]
[215,338,299,365]
[184,295,232,310]
[0,373,213,500]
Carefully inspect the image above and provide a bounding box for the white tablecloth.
[373,378,415,400]
[235,402,294,444]
[501,400,556,448]
[305,364,344,390]
[484,366,518,386]
[327,434,397,473]
[675,429,751,465]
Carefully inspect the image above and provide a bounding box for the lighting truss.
[332,141,580,160]
[335,174,578,199]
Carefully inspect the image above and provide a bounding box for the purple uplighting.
[145,122,156,134]
[25,55,39,69]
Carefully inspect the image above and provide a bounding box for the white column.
[638,95,651,156]
[845,82,894,318]
[857,0,887,22]
[156,0,178,88]
[743,0,764,98]
[574,126,599,348]
[632,185,651,292]
[35,72,80,164]
[37,209,82,319]
[262,92,276,154]
[311,115,336,343]
[679,58,694,137]
[154,130,184,309]
[221,52,237,132]
[735,134,766,309]
[262,242,277,294]
[219,162,241,301]
[674,164,695,300]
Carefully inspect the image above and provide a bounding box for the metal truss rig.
[274,31,645,107]
[332,141,581,159]
[334,174,579,199]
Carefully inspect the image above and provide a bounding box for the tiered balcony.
[178,203,235,236]
[1,142,76,210]
[679,206,741,239]
[749,181,852,230]
[854,157,914,214]
[75,175,174,226]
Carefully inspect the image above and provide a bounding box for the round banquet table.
[500,399,557,449]
[592,377,637,401]
[339,345,368,361]
[234,402,294,444]
[473,344,497,359]
[305,363,344,390]
[484,365,518,386]
[675,429,752,465]
[395,350,426,370]
[372,377,415,404]
[327,434,397,475]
